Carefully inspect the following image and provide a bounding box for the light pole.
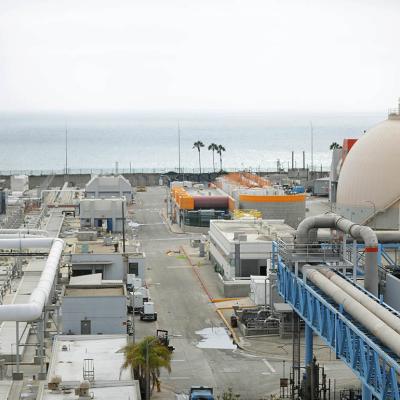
[363,200,376,229]
[145,337,158,400]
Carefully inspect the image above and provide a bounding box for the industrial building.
[216,172,306,228]
[336,112,400,229]
[39,335,140,400]
[61,283,127,335]
[85,174,134,202]
[209,219,295,296]
[70,240,146,281]
[169,181,231,231]
[10,175,29,193]
[79,198,125,232]
[312,177,329,196]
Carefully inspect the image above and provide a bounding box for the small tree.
[121,336,172,397]
[208,143,219,172]
[329,142,342,150]
[217,388,241,400]
[217,144,226,171]
[193,141,205,173]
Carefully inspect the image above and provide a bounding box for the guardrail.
[276,239,346,264]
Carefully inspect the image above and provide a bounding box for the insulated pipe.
[318,229,400,244]
[0,229,48,236]
[0,238,64,321]
[296,214,378,296]
[305,268,400,357]
[319,268,400,335]
[0,234,46,239]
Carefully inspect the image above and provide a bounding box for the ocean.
[0,111,385,174]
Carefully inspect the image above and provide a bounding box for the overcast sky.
[0,0,399,113]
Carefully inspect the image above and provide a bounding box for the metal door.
[81,320,91,335]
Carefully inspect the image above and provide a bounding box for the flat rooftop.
[41,335,138,400]
[185,187,227,197]
[64,285,124,297]
[211,219,295,243]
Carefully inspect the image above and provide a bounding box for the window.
[129,262,139,275]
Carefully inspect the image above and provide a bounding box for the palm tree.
[193,141,205,173]
[329,142,342,150]
[208,143,219,172]
[217,144,226,171]
[121,336,172,397]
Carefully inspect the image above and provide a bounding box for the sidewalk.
[160,208,185,235]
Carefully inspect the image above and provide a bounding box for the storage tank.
[336,116,400,229]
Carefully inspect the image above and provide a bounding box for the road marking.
[262,359,276,373]
[261,372,271,375]
[171,359,186,362]
[164,376,191,380]
[166,265,192,269]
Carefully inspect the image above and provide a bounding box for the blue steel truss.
[274,242,400,400]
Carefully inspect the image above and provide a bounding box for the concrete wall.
[71,253,145,280]
[71,253,126,280]
[216,274,251,297]
[62,295,126,334]
[239,200,305,228]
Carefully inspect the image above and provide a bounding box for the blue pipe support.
[277,251,400,400]
[305,323,313,366]
[362,384,372,400]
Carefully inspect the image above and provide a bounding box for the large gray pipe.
[305,268,400,357]
[318,229,400,244]
[296,214,378,296]
[319,267,400,335]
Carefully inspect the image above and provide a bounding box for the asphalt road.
[131,187,286,399]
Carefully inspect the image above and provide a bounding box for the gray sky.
[0,0,399,112]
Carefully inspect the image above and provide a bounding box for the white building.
[61,284,127,335]
[38,335,140,400]
[80,198,124,232]
[85,175,133,202]
[209,219,295,296]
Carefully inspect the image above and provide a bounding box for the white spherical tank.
[336,117,400,229]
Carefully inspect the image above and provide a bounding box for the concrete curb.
[160,209,186,235]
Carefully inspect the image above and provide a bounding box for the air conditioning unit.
[48,375,62,392]
[74,380,92,399]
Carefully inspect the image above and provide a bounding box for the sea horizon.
[0,110,386,173]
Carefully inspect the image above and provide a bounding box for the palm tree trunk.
[198,150,201,174]
[219,154,222,171]
[212,150,215,172]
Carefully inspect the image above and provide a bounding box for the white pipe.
[0,234,46,239]
[305,268,400,357]
[0,238,64,321]
[0,229,48,236]
[319,268,400,335]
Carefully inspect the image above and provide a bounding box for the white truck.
[140,301,157,321]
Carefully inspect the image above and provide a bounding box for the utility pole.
[310,122,314,177]
[65,125,69,184]
[122,200,126,253]
[178,123,181,178]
